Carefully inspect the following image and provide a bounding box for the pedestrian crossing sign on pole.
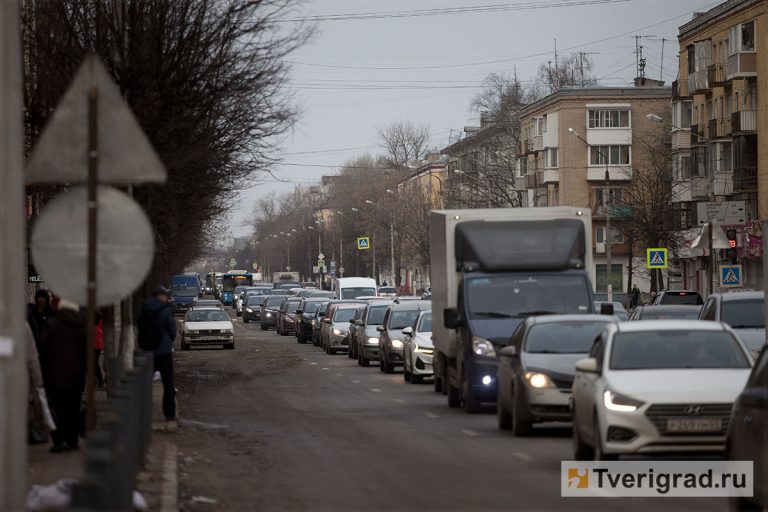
[646,248,668,269]
[357,237,370,250]
[720,265,742,288]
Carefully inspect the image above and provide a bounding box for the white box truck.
[429,207,599,413]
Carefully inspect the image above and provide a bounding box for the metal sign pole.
[85,85,99,430]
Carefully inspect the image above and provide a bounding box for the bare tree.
[377,120,432,168]
[535,54,598,95]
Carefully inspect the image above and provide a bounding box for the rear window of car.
[640,307,701,320]
[186,310,229,322]
[366,305,388,325]
[389,310,420,330]
[525,321,612,354]
[610,330,750,370]
[333,308,357,323]
[721,299,765,329]
[659,292,703,305]
[265,296,285,307]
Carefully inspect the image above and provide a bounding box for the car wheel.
[572,410,594,460]
[225,342,235,350]
[243,317,249,324]
[403,366,411,382]
[497,401,512,430]
[379,356,386,373]
[348,343,355,359]
[511,386,533,436]
[447,382,461,408]
[411,374,423,385]
[180,337,189,351]
[383,358,395,374]
[434,376,443,394]
[260,322,268,331]
[462,373,483,414]
[594,420,617,461]
[360,354,370,367]
[236,310,242,317]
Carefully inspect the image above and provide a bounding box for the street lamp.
[568,127,614,302]
[272,234,291,271]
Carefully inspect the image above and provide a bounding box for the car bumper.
[598,407,730,455]
[523,387,572,421]
[382,346,404,365]
[261,315,277,327]
[465,357,498,402]
[361,344,380,359]
[186,335,233,346]
[329,333,349,347]
[411,352,434,376]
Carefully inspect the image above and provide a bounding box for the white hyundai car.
[571,320,753,460]
[180,307,235,350]
[402,311,433,384]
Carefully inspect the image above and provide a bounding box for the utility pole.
[0,2,28,507]
[605,167,613,302]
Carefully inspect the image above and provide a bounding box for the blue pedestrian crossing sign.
[646,248,668,269]
[357,237,371,250]
[720,265,742,288]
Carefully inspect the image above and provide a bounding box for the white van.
[335,277,377,300]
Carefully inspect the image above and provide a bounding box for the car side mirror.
[349,319,356,324]
[443,307,463,329]
[402,327,413,336]
[355,320,364,326]
[376,325,385,332]
[295,309,302,314]
[499,346,517,358]
[600,303,614,316]
[319,312,326,317]
[575,358,599,373]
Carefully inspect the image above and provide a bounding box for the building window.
[590,145,630,166]
[594,187,624,206]
[687,45,695,74]
[518,158,528,176]
[596,227,624,244]
[545,148,558,168]
[595,264,623,293]
[588,109,630,128]
[534,117,545,136]
[729,21,755,54]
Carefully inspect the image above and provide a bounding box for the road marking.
[369,388,382,393]
[513,452,533,461]
[461,429,480,437]
[425,412,439,418]
[393,398,407,404]
[322,368,330,371]
[352,380,360,384]
[310,362,318,366]
[335,373,344,377]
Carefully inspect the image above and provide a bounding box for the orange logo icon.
[567,468,589,489]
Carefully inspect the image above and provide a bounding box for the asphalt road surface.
[172,309,730,512]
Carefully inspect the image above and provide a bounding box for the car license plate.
[666,418,722,432]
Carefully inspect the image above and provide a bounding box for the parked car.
[594,301,628,321]
[277,297,303,336]
[192,299,223,308]
[628,305,702,321]
[260,295,286,330]
[347,305,368,360]
[321,304,361,354]
[652,290,703,306]
[351,300,392,367]
[402,311,434,384]
[180,307,234,350]
[497,315,616,436]
[571,320,753,460]
[378,286,397,298]
[699,291,765,355]
[236,286,270,316]
[378,300,431,374]
[295,298,330,344]
[727,345,768,512]
[242,294,265,323]
[421,287,432,300]
[232,286,249,310]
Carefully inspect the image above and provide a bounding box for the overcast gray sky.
[227,0,719,238]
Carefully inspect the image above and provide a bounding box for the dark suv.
[652,290,703,306]
[378,300,431,374]
[295,298,330,344]
[260,295,287,330]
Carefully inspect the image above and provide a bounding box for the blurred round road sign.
[339,267,345,274]
[31,185,155,306]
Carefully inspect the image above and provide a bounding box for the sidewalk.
[27,381,178,511]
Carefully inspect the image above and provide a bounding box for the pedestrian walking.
[630,285,640,308]
[28,289,56,347]
[138,286,178,430]
[94,311,105,388]
[39,299,86,453]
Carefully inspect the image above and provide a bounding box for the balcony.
[532,135,543,152]
[707,117,731,139]
[707,63,727,86]
[542,168,559,183]
[587,166,632,181]
[727,52,757,79]
[690,176,710,200]
[732,110,756,133]
[714,171,733,196]
[733,167,757,193]
[672,79,689,101]
[689,69,710,94]
[672,130,692,150]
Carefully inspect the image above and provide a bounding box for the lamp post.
[366,196,397,287]
[273,233,292,270]
[569,127,614,302]
[336,211,345,278]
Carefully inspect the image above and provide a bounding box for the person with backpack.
[138,286,178,429]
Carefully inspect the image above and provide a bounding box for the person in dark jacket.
[28,289,56,347]
[39,298,86,452]
[139,286,178,428]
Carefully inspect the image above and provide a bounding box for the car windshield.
[303,301,325,314]
[171,285,198,296]
[341,287,376,299]
[389,310,420,330]
[186,310,229,322]
[284,300,301,311]
[610,330,750,370]
[417,313,432,333]
[466,274,591,318]
[659,292,703,305]
[245,296,263,305]
[366,305,388,325]
[265,296,285,307]
[379,287,396,294]
[525,321,611,354]
[722,299,765,329]
[640,307,701,320]
[334,308,357,323]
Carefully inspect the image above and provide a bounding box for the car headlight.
[333,328,342,336]
[265,313,272,318]
[472,336,496,357]
[524,372,555,389]
[414,343,433,353]
[311,320,316,326]
[246,308,253,313]
[220,329,233,334]
[391,339,404,349]
[367,337,379,344]
[603,390,644,412]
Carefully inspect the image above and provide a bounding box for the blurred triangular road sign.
[26,54,166,184]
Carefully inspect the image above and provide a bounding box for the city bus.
[221,270,253,305]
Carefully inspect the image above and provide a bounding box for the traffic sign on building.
[646,248,668,269]
[720,265,742,288]
[696,201,747,225]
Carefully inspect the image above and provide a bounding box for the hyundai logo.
[683,405,703,415]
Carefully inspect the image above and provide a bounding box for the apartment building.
[671,0,765,293]
[517,86,671,297]
[397,154,448,209]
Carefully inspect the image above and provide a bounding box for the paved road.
[173,309,730,511]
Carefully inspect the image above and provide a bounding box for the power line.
[273,0,631,23]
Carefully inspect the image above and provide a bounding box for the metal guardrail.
[71,351,153,511]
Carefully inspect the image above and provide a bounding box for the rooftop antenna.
[634,35,657,77]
